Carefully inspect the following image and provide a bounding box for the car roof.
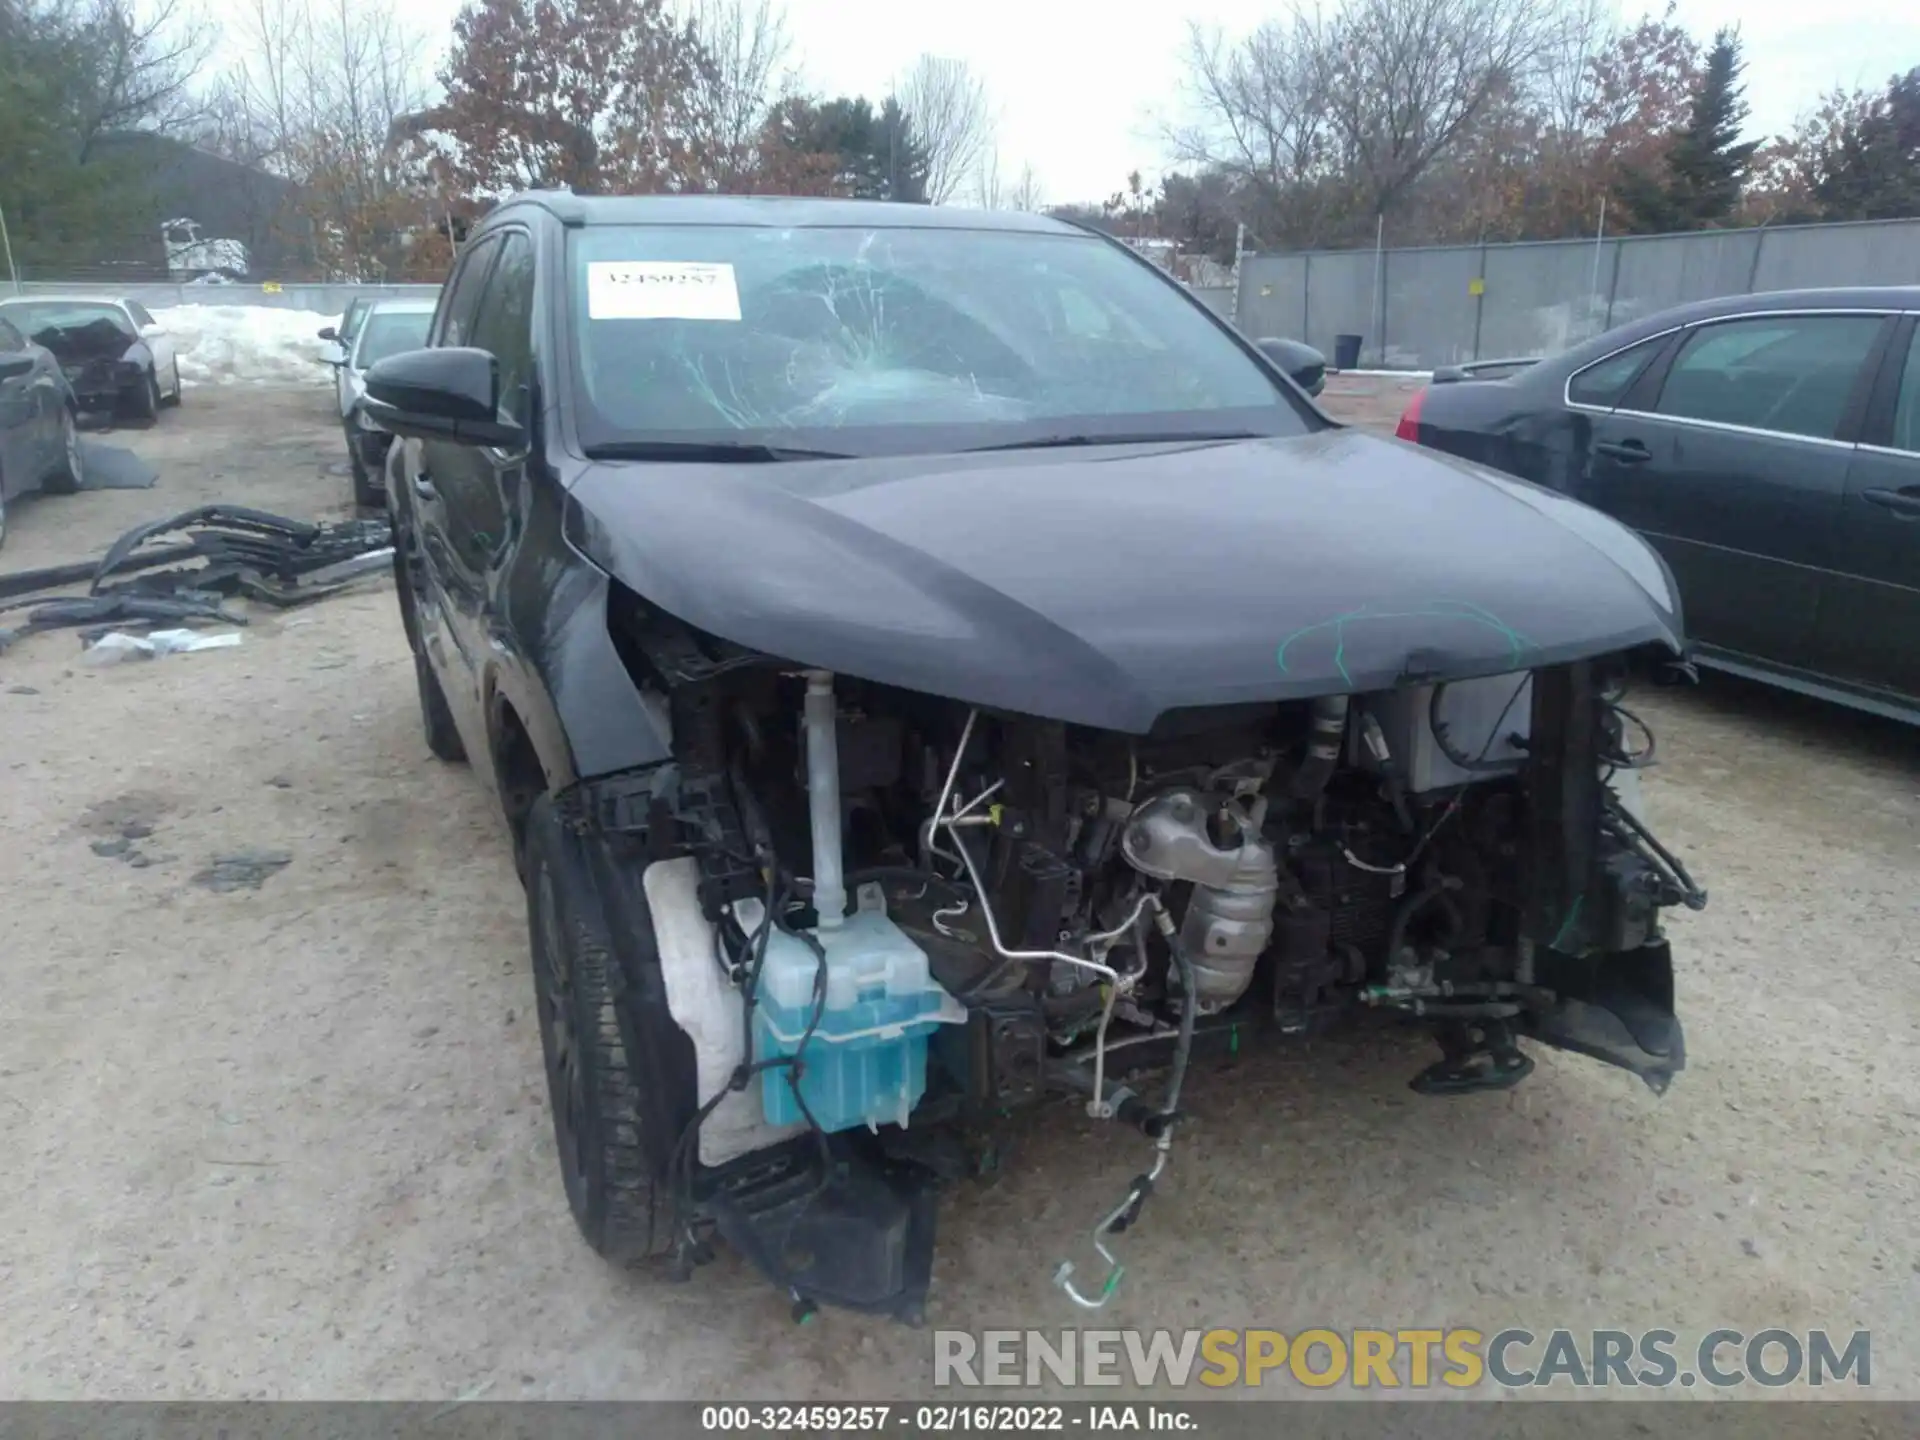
[1542,284,1920,375]
[1643,285,1920,324]
[478,191,1085,237]
[359,296,437,315]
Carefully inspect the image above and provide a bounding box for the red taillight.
[1394,387,1426,442]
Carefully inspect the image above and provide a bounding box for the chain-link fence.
[1230,217,1920,369]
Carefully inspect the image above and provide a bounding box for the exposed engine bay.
[583,613,1705,1322]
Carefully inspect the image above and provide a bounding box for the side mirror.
[317,326,338,341]
[1256,336,1327,398]
[0,353,33,381]
[363,346,524,448]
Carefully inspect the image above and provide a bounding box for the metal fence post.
[1603,240,1624,332]
[1369,214,1384,365]
[1377,244,1389,365]
[0,203,18,295]
[1471,241,1488,361]
[1302,252,1312,350]
[1745,227,1768,294]
[1228,222,1245,327]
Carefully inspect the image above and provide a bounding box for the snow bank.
[152,305,340,388]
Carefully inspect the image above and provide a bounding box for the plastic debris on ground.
[83,628,244,663]
[150,305,340,388]
[0,505,393,652]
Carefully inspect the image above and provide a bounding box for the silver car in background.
[327,297,436,508]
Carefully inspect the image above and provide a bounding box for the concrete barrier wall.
[6,280,442,315]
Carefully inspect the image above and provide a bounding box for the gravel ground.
[0,385,1915,1401]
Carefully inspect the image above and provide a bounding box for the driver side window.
[435,237,500,348]
[466,231,536,428]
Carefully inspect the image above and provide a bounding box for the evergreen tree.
[1615,28,1759,231]
[1813,68,1920,220]
[0,0,199,273]
[757,96,928,202]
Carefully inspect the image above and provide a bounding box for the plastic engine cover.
[754,901,965,1133]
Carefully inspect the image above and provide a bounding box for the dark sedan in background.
[1398,287,1920,723]
[0,313,82,550]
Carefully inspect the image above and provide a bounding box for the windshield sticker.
[588,262,742,321]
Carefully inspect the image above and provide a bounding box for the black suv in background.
[1398,287,1920,724]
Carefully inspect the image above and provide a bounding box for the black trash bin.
[1333,333,1363,371]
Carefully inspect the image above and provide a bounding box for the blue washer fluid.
[752,898,965,1134]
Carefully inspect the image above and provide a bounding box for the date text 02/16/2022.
[699,1405,1198,1432]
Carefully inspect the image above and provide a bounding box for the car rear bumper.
[63,359,144,408]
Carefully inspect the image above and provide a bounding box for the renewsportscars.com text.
[934,1328,1871,1390]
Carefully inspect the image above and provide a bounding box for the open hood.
[566,428,1684,732]
[26,317,136,366]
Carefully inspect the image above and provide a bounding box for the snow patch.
[152,305,340,388]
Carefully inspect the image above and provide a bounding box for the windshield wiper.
[961,430,1270,453]
[582,439,853,463]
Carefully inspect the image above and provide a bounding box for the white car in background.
[326,296,436,508]
[0,296,182,421]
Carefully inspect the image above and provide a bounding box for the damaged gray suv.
[362,192,1706,1324]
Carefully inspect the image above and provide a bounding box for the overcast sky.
[414,0,1920,207]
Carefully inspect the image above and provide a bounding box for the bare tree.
[55,0,216,160]
[972,147,1002,209]
[1315,0,1559,219]
[1009,161,1044,211]
[1166,18,1334,244]
[1172,0,1563,244]
[1537,0,1617,142]
[896,54,992,204]
[689,0,791,186]
[215,0,433,275]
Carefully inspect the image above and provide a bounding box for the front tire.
[524,794,674,1263]
[344,423,381,510]
[43,405,82,494]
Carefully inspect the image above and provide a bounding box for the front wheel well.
[491,695,546,861]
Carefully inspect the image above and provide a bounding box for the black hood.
[566,429,1683,732]
[27,317,137,365]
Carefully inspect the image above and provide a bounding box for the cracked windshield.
[569,224,1309,451]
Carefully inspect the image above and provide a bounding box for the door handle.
[1594,439,1653,464]
[1862,486,1920,518]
